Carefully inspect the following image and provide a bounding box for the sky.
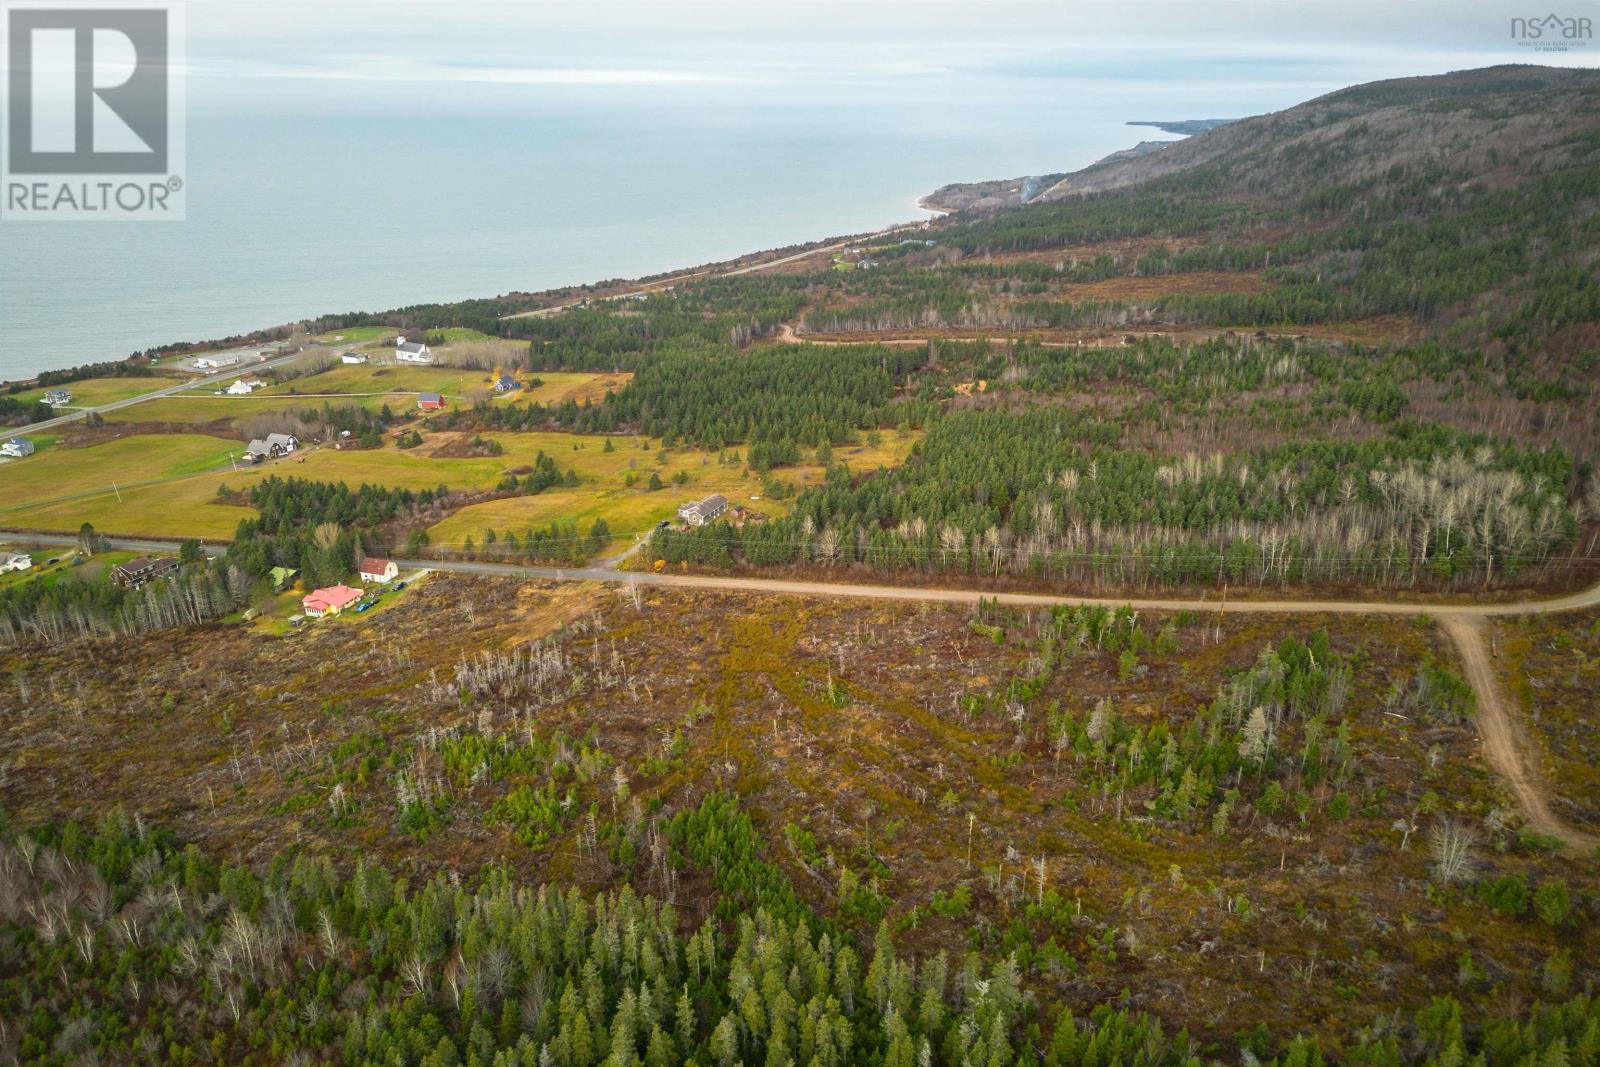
[181,0,1600,117]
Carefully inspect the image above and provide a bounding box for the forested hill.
[908,65,1600,362]
[927,65,1600,210]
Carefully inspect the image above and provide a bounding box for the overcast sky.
[178,0,1599,115]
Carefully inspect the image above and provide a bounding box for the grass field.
[12,377,162,408]
[0,548,144,593]
[427,430,920,552]
[0,434,250,538]
[431,328,498,344]
[309,326,397,346]
[108,367,627,425]
[520,371,631,406]
[257,363,499,401]
[0,426,920,545]
[102,392,414,425]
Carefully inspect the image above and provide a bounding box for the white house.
[358,557,398,584]
[226,376,263,395]
[42,389,72,406]
[1,552,32,573]
[193,355,239,370]
[1,437,35,458]
[395,336,433,364]
[341,353,368,365]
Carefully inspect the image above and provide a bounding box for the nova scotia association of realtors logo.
[1511,12,1593,51]
[1,0,185,220]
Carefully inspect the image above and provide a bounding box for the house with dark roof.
[677,493,729,526]
[417,392,444,411]
[494,375,518,393]
[395,336,433,364]
[111,557,178,589]
[244,433,299,462]
[1,437,35,458]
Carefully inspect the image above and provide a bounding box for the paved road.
[13,345,359,433]
[7,528,1598,849]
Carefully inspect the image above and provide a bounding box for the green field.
[12,377,162,408]
[0,548,143,593]
[309,326,397,346]
[0,434,250,538]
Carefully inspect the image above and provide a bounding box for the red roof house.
[301,584,363,618]
[359,557,398,584]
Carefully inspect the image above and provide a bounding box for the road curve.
[1441,617,1598,851]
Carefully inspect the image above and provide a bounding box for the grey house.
[677,494,729,526]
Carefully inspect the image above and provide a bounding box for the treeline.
[227,477,446,587]
[0,556,254,645]
[563,343,929,449]
[450,518,613,566]
[0,396,51,428]
[3,357,156,393]
[652,410,1582,588]
[3,808,1597,1065]
[522,276,810,373]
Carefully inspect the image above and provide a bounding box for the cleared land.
[0,426,918,543]
[426,429,921,551]
[3,578,1588,1045]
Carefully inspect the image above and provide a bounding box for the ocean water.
[0,70,1319,381]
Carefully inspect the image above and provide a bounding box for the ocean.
[0,69,1318,381]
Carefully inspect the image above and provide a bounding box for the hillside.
[2,64,1599,1067]
[926,65,1600,208]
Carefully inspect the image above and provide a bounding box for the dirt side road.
[1441,616,1598,852]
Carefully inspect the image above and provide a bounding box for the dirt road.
[1441,616,1598,851]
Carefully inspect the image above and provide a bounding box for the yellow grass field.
[258,364,495,400]
[520,371,632,406]
[100,394,418,425]
[426,431,920,552]
[0,427,920,544]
